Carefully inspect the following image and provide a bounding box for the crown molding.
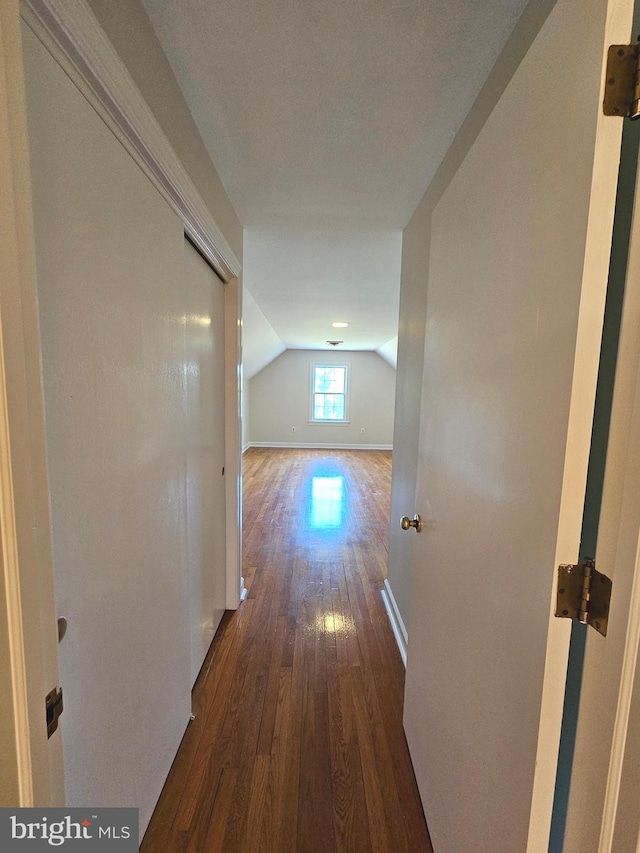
[21,0,241,280]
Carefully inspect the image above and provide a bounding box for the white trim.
[0,247,33,809]
[381,580,407,667]
[599,538,640,850]
[0,2,33,805]
[224,278,242,610]
[246,442,393,451]
[592,127,640,850]
[307,420,351,426]
[242,443,251,455]
[239,578,248,602]
[20,0,241,281]
[0,0,62,804]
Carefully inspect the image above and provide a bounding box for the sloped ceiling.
[242,288,285,379]
[141,0,530,372]
[377,337,398,369]
[242,229,402,359]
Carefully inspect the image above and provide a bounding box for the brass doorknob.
[401,514,423,533]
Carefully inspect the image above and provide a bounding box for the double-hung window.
[310,364,349,423]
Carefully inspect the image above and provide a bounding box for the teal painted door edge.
[548,74,640,853]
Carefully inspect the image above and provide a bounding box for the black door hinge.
[46,686,63,738]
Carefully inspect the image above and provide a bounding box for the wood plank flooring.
[142,448,433,852]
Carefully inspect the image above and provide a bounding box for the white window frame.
[309,363,350,424]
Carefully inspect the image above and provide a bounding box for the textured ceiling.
[140,0,529,360]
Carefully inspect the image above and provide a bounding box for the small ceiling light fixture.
[326,340,343,347]
[332,321,350,328]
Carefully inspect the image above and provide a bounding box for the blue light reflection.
[310,476,344,529]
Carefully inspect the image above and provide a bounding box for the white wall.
[249,349,395,448]
[23,9,238,836]
[86,0,242,260]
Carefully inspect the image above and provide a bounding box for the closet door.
[24,22,191,835]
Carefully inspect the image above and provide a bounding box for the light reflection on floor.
[300,460,357,638]
[314,611,355,635]
[310,475,344,529]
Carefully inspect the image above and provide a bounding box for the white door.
[402,0,634,850]
[23,19,192,834]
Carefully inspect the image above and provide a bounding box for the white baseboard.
[381,579,408,667]
[245,442,393,451]
[242,443,251,454]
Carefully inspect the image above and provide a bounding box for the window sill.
[308,420,351,426]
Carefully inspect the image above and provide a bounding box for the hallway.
[142,448,432,851]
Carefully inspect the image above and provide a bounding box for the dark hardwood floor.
[141,448,433,852]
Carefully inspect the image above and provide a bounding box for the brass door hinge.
[555,559,612,636]
[604,44,640,119]
[46,686,63,738]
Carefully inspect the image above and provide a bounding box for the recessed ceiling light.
[332,321,349,328]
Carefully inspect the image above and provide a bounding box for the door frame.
[0,0,61,806]
[564,111,640,851]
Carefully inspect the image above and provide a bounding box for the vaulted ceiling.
[140,0,530,376]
